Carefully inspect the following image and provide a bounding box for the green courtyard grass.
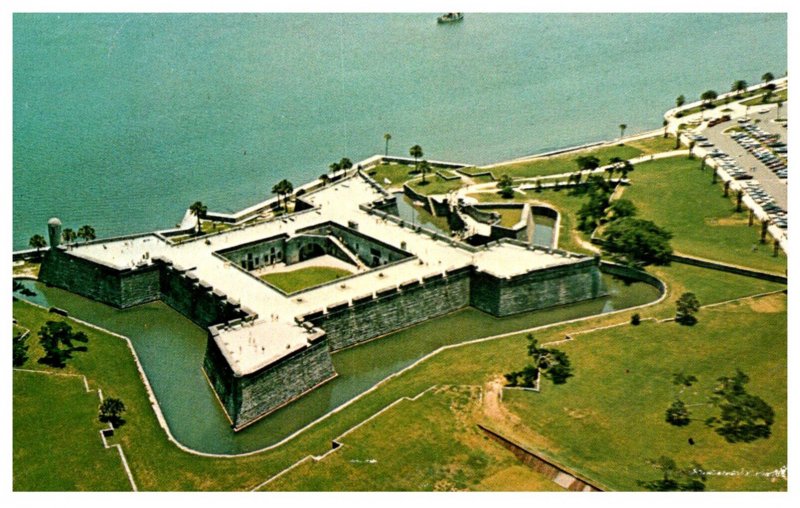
[621,156,786,273]
[264,386,562,491]
[13,370,133,491]
[260,266,353,293]
[11,249,784,491]
[501,292,787,491]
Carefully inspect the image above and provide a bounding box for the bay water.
[13,13,786,249]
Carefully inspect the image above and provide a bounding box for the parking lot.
[703,104,787,210]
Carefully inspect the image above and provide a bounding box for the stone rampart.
[471,257,604,316]
[39,247,161,308]
[306,266,473,351]
[159,263,249,328]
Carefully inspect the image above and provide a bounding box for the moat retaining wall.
[305,266,473,351]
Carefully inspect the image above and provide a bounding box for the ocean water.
[12,13,786,249]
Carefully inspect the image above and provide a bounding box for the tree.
[409,144,423,172]
[601,217,673,267]
[662,119,669,138]
[776,100,784,120]
[329,161,341,180]
[575,155,600,172]
[761,72,774,84]
[619,123,627,138]
[675,292,700,325]
[99,398,127,428]
[637,456,707,492]
[61,228,77,246]
[496,174,513,189]
[77,225,96,243]
[189,201,207,234]
[672,372,698,387]
[676,95,686,108]
[605,157,622,182]
[700,89,718,107]
[272,179,294,212]
[339,157,353,177]
[735,188,744,212]
[383,132,392,156]
[665,399,692,426]
[706,369,775,443]
[320,173,330,186]
[506,334,573,386]
[608,198,637,221]
[499,185,515,199]
[418,160,431,184]
[13,328,29,367]
[731,79,748,97]
[619,160,634,180]
[28,234,46,253]
[37,320,89,368]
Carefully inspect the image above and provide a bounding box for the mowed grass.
[11,247,783,491]
[367,163,418,189]
[407,174,466,195]
[482,207,523,228]
[502,292,787,491]
[263,386,563,491]
[260,266,353,293]
[491,143,643,179]
[621,156,786,273]
[13,370,132,491]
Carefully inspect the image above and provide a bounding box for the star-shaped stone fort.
[39,163,604,429]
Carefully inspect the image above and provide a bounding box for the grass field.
[260,266,353,293]
[13,370,133,491]
[490,143,643,179]
[621,156,786,273]
[502,292,787,491]
[367,163,418,188]
[264,386,563,491]
[482,207,523,228]
[407,175,466,195]
[740,88,788,106]
[11,251,783,491]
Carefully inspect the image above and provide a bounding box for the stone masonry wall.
[39,248,160,308]
[471,257,604,316]
[235,338,335,429]
[159,264,247,328]
[203,333,240,424]
[307,267,472,351]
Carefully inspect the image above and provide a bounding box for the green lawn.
[260,266,353,293]
[482,207,523,228]
[200,220,233,234]
[367,163,418,189]
[407,175,466,195]
[11,246,783,491]
[621,156,786,273]
[264,386,563,491]
[13,370,133,491]
[625,135,677,155]
[502,292,787,491]
[740,88,787,106]
[491,143,643,179]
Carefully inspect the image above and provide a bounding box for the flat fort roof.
[66,171,586,376]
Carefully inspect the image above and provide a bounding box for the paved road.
[702,104,788,211]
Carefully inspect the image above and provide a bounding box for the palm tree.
[77,225,96,243]
[419,160,431,184]
[189,202,207,234]
[383,133,392,156]
[29,234,47,253]
[735,189,744,212]
[776,101,784,120]
[61,228,77,247]
[731,80,748,97]
[675,126,683,149]
[607,157,623,182]
[320,174,330,186]
[676,95,686,108]
[700,90,718,120]
[620,161,634,180]
[339,157,353,177]
[409,144,423,172]
[619,124,627,138]
[762,72,775,84]
[662,119,669,138]
[271,180,294,212]
[329,161,341,180]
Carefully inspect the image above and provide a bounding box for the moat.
[17,274,660,454]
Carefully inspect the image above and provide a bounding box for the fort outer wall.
[301,256,604,352]
[203,326,335,430]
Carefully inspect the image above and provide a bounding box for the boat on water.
[437,13,464,24]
